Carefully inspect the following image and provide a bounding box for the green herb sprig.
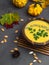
[0,13,20,25]
[27,27,48,40]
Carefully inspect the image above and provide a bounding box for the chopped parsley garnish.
[27,27,48,40]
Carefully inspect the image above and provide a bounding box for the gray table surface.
[0,0,49,65]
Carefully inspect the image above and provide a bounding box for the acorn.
[10,48,20,58]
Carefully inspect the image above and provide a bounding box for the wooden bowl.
[22,18,49,45]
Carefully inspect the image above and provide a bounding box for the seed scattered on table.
[33,53,42,63]
[20,19,24,22]
[15,30,18,33]
[28,18,31,20]
[14,48,18,51]
[29,51,34,55]
[37,59,42,63]
[33,60,37,63]
[14,40,18,43]
[34,56,38,60]
[41,18,44,20]
[4,35,8,38]
[33,53,38,60]
[10,50,14,53]
[29,62,33,65]
[1,28,5,32]
[16,37,19,40]
[1,40,4,43]
[4,39,7,43]
[33,53,37,56]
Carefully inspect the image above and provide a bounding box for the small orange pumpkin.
[28,4,43,16]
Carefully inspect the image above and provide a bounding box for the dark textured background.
[0,0,49,65]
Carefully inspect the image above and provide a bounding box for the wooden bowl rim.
[22,18,49,45]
